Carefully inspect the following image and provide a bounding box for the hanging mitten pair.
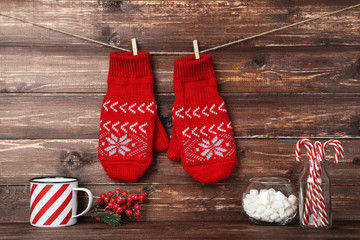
[98,51,237,184]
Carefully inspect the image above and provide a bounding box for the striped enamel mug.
[30,177,93,227]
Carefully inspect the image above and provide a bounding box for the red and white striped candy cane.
[310,159,319,227]
[323,139,344,164]
[295,138,316,226]
[303,181,312,225]
[314,141,329,227]
[296,138,316,163]
[320,139,343,226]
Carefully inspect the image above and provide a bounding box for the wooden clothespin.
[193,40,200,60]
[131,38,138,56]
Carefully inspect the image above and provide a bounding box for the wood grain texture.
[1,221,360,240]
[1,46,359,94]
[1,0,360,48]
[1,184,359,223]
[0,139,359,186]
[0,93,359,139]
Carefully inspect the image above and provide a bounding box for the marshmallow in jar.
[242,177,298,225]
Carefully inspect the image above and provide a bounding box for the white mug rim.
[30,176,78,184]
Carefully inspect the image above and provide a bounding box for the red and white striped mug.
[30,177,93,227]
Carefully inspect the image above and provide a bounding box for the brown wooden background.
[1,0,360,238]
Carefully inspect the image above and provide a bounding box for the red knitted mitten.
[99,51,169,182]
[167,53,237,183]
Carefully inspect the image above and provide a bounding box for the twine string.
[1,3,359,55]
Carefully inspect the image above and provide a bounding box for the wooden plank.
[0,139,359,186]
[1,46,360,94]
[0,221,355,240]
[1,221,360,240]
[0,184,359,223]
[1,1,360,48]
[0,93,359,139]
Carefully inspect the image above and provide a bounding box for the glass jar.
[242,177,297,225]
[299,159,332,230]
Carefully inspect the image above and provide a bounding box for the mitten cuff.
[106,51,154,100]
[108,51,153,80]
[174,53,216,83]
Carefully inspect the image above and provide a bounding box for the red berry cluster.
[95,188,147,221]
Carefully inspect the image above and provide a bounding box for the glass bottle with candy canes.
[299,156,331,230]
[296,139,344,230]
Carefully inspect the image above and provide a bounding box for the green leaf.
[89,211,123,226]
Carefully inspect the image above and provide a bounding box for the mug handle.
[72,188,93,218]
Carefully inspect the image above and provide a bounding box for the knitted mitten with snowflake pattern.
[99,51,169,182]
[167,53,237,183]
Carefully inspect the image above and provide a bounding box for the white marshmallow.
[269,194,275,202]
[252,213,261,220]
[275,217,282,222]
[283,199,291,209]
[250,189,259,196]
[256,205,266,214]
[285,207,294,217]
[278,208,285,215]
[291,205,297,211]
[252,200,260,208]
[249,206,257,214]
[288,194,297,205]
[245,194,251,199]
[258,191,270,206]
[245,210,253,216]
[260,189,268,193]
[243,198,251,206]
[264,207,273,217]
[261,216,270,222]
[270,212,279,221]
[275,191,286,200]
[250,195,258,202]
[272,200,284,209]
[279,212,287,220]
[268,188,276,196]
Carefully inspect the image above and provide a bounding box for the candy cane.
[296,138,316,162]
[303,182,312,225]
[314,142,328,226]
[295,138,316,225]
[308,156,319,227]
[314,141,328,227]
[320,139,344,226]
[323,139,344,164]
